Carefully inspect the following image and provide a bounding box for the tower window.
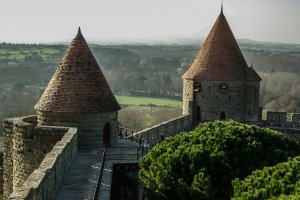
[249,109,251,116]
[254,89,257,100]
[220,111,226,120]
[219,83,228,93]
[220,84,227,89]
[202,95,205,99]
[229,96,231,99]
[194,83,201,92]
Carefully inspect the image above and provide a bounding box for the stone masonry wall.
[134,115,192,147]
[3,116,76,199]
[194,81,246,122]
[11,117,36,193]
[292,113,300,126]
[182,80,194,116]
[37,111,118,150]
[245,82,260,123]
[3,118,14,199]
[8,127,77,200]
[267,112,287,125]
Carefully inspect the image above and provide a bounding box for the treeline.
[0,42,299,133]
[260,72,300,113]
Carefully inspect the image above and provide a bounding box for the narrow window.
[196,106,201,121]
[194,83,201,92]
[220,84,227,90]
[220,111,226,120]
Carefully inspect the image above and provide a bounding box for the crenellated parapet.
[264,112,300,127]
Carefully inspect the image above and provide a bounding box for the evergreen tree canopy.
[232,155,300,199]
[139,120,300,200]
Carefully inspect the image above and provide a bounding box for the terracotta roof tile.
[183,13,260,82]
[35,28,121,113]
[246,67,262,81]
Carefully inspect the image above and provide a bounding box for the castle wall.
[291,113,300,126]
[135,115,192,147]
[267,112,287,126]
[245,82,260,123]
[193,81,246,122]
[3,119,14,198]
[182,79,194,115]
[2,116,76,199]
[37,111,118,150]
[7,127,77,200]
[11,117,37,192]
[110,163,139,200]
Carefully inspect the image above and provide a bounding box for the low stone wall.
[134,115,192,147]
[263,112,300,127]
[292,113,300,126]
[3,115,78,199]
[37,111,118,150]
[7,127,77,200]
[110,163,139,200]
[267,112,287,125]
[3,116,37,199]
[182,80,194,116]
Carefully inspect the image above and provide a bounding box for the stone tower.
[34,28,121,150]
[182,8,261,123]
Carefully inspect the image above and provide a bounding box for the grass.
[118,105,182,130]
[0,47,59,61]
[115,95,182,108]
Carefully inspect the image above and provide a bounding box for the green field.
[115,95,182,108]
[0,47,59,61]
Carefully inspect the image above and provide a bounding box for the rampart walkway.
[57,152,104,200]
[57,140,139,200]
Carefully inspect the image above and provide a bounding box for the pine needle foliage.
[139,120,300,200]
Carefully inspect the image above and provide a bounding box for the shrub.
[139,120,300,200]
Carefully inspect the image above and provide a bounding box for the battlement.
[264,112,300,127]
[2,116,78,199]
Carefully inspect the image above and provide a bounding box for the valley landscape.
[0,1,300,199]
[0,40,299,134]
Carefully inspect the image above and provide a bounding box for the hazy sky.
[0,0,300,44]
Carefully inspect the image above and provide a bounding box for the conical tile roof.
[35,28,121,113]
[183,12,261,82]
[246,66,262,81]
